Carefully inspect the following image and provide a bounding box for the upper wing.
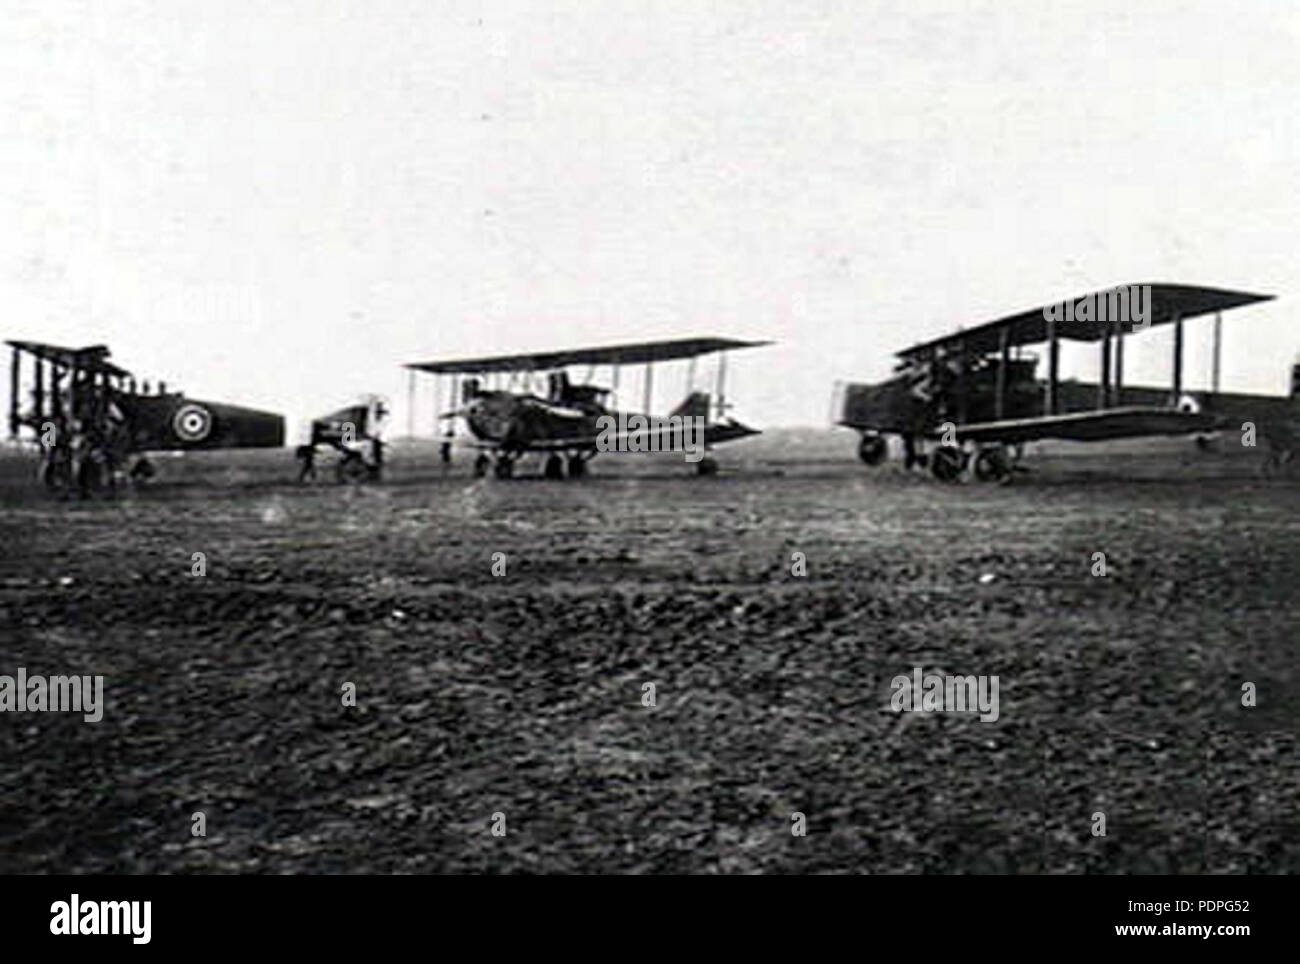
[6,339,132,377]
[896,284,1273,362]
[406,336,772,374]
[948,407,1222,444]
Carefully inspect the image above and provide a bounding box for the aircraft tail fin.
[668,390,711,422]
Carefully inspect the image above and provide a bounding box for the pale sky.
[3,0,1298,439]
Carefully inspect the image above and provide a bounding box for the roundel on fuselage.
[172,403,214,442]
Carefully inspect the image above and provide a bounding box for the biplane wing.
[896,283,1273,361]
[407,335,769,477]
[947,407,1223,445]
[7,339,285,465]
[6,339,132,377]
[508,418,760,452]
[405,336,772,374]
[836,281,1284,481]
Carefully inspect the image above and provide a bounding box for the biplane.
[298,395,390,483]
[6,339,284,494]
[405,336,770,478]
[833,283,1289,482]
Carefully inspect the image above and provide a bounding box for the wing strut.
[956,336,970,423]
[1112,316,1125,406]
[406,369,416,438]
[995,328,1009,419]
[34,353,45,425]
[445,374,459,437]
[1211,311,1222,394]
[8,345,19,438]
[1098,327,1111,409]
[714,350,729,421]
[1171,313,1184,401]
[642,361,653,415]
[1045,316,1059,415]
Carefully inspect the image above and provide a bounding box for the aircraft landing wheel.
[973,447,1010,483]
[473,453,491,478]
[566,454,588,479]
[493,455,515,480]
[858,433,888,466]
[931,445,964,483]
[544,454,565,480]
[695,456,719,477]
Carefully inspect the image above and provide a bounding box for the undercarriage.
[856,431,1026,484]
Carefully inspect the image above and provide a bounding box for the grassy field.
[2,429,1298,873]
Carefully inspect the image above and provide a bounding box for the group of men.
[897,348,968,423]
[36,372,137,497]
[892,349,969,469]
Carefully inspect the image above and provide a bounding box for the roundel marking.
[1177,393,1201,414]
[173,403,213,442]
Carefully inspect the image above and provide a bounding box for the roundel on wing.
[172,403,214,442]
[1177,393,1202,415]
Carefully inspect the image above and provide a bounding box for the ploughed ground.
[1,430,1297,873]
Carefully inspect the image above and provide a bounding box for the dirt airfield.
[2,428,1298,873]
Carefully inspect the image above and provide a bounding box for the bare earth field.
[2,428,1298,873]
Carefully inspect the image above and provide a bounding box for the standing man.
[295,444,317,483]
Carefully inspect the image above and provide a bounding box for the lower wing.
[947,407,1222,444]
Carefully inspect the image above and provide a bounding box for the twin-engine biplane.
[6,340,284,495]
[406,336,770,478]
[833,283,1289,481]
